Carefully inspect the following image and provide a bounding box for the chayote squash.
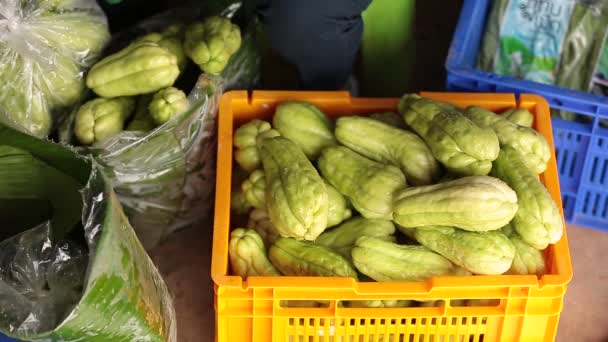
[318,146,407,220]
[351,236,470,282]
[74,97,135,145]
[369,111,407,129]
[272,101,337,160]
[500,108,534,128]
[325,180,352,228]
[268,237,358,278]
[335,116,441,185]
[86,41,180,98]
[135,28,187,72]
[491,147,563,249]
[148,87,189,125]
[403,225,515,275]
[315,217,396,259]
[464,106,551,174]
[230,190,252,215]
[229,228,281,277]
[260,137,328,241]
[241,169,266,209]
[247,209,280,247]
[398,94,500,176]
[233,119,280,172]
[393,176,518,232]
[502,224,546,275]
[125,95,156,132]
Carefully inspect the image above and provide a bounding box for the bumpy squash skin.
[351,236,470,282]
[318,146,407,220]
[369,111,407,129]
[464,106,550,174]
[273,101,337,160]
[404,225,515,275]
[393,176,519,232]
[315,217,395,259]
[500,108,534,128]
[398,94,500,176]
[325,181,352,227]
[491,147,563,250]
[260,137,328,241]
[269,237,358,278]
[241,169,267,209]
[508,233,546,275]
[233,119,280,172]
[229,228,281,277]
[247,209,280,247]
[335,116,441,185]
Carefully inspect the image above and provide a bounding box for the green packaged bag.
[0,124,176,341]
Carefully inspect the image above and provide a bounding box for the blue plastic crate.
[445,0,608,231]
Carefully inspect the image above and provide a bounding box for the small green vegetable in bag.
[184,16,242,74]
[74,97,135,145]
[393,176,519,232]
[315,217,396,259]
[241,169,267,209]
[148,87,189,125]
[398,94,500,176]
[335,115,441,185]
[86,41,180,98]
[404,225,515,275]
[464,106,551,174]
[233,119,280,172]
[247,209,280,247]
[268,237,358,278]
[351,236,470,282]
[491,147,563,250]
[260,137,329,241]
[229,228,281,277]
[272,101,337,160]
[125,95,155,132]
[500,108,534,128]
[318,146,407,220]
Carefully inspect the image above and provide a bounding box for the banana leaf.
[0,124,176,342]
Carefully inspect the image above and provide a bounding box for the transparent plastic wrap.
[59,0,260,249]
[0,123,176,342]
[0,0,110,138]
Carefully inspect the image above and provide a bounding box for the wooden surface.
[149,224,608,342]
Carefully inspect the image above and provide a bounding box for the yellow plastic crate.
[211,91,573,342]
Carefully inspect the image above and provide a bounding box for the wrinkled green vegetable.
[247,209,280,247]
[318,146,407,220]
[184,16,242,74]
[229,228,281,277]
[393,176,518,232]
[464,106,551,174]
[260,137,328,241]
[135,28,187,72]
[315,217,396,259]
[351,236,470,282]
[86,41,180,98]
[369,111,406,129]
[233,119,280,172]
[230,190,252,215]
[403,225,515,275]
[500,108,534,128]
[269,237,358,278]
[325,181,352,227]
[272,101,337,160]
[335,116,441,185]
[491,147,563,249]
[148,87,189,125]
[74,97,135,145]
[399,94,500,176]
[241,169,266,209]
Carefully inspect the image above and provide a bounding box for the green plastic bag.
[0,124,176,341]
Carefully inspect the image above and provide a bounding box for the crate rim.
[211,90,573,295]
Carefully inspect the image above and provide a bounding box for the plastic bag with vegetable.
[0,0,110,138]
[59,1,261,249]
[0,123,176,341]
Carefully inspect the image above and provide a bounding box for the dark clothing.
[256,0,372,90]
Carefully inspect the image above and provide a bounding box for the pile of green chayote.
[0,0,110,138]
[228,95,563,306]
[70,15,242,145]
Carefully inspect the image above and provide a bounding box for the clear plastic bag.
[0,0,110,138]
[0,124,177,341]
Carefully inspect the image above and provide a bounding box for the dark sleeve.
[256,0,372,90]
